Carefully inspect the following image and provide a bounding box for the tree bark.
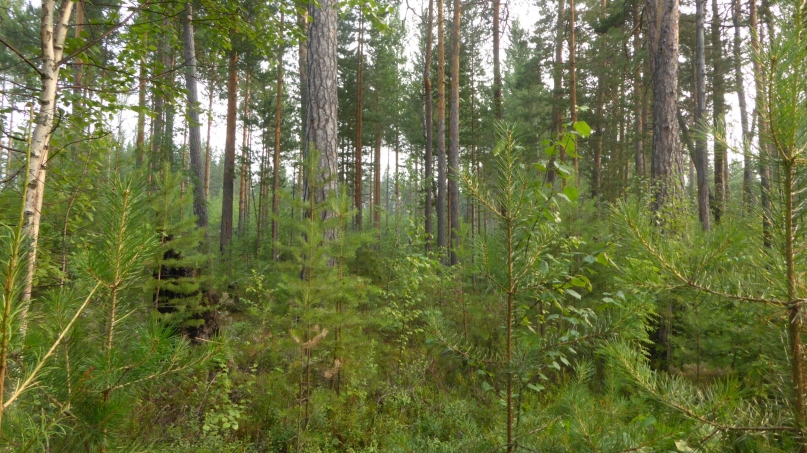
[135,41,147,167]
[633,0,646,177]
[424,0,434,252]
[569,0,579,187]
[694,0,711,229]
[750,0,771,246]
[436,0,447,254]
[373,120,381,228]
[22,0,76,305]
[272,15,285,260]
[220,45,239,253]
[647,0,684,213]
[449,0,461,266]
[304,0,339,230]
[182,1,208,230]
[547,0,565,186]
[238,72,251,235]
[733,0,751,206]
[711,0,726,222]
[355,10,364,230]
[492,0,502,120]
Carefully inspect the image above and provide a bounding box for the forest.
[0,0,805,450]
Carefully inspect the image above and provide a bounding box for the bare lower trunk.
[304,0,339,231]
[238,73,251,235]
[449,0,461,265]
[355,10,364,230]
[569,0,579,187]
[272,20,285,260]
[711,0,725,222]
[220,46,239,253]
[424,0,434,252]
[436,0,447,254]
[694,0,711,229]
[492,0,502,120]
[547,0,565,186]
[182,1,208,230]
[647,0,684,213]
[732,0,751,206]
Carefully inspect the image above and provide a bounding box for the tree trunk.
[355,10,364,230]
[492,0,502,120]
[135,47,147,167]
[733,0,751,206]
[449,0,461,265]
[373,121,381,228]
[694,0,711,229]
[239,72,251,236]
[569,0,579,187]
[304,0,339,230]
[296,11,308,229]
[647,0,684,213]
[220,45,239,253]
[22,0,76,306]
[424,0,434,252]
[750,0,771,246]
[711,0,726,222]
[633,0,645,177]
[548,0,565,186]
[205,79,213,200]
[436,0,447,254]
[182,1,208,230]
[272,15,285,260]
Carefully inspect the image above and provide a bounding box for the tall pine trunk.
[548,0,565,186]
[694,0,711,229]
[423,0,434,252]
[647,0,684,213]
[492,0,502,120]
[733,0,751,206]
[436,0,447,254]
[711,0,726,222]
[448,0,461,265]
[182,1,208,230]
[569,0,579,187]
[272,16,285,260]
[220,45,239,253]
[304,0,339,231]
[238,73,251,236]
[355,10,364,230]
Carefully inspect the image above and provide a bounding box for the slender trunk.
[711,0,725,222]
[647,0,684,212]
[424,0,435,252]
[239,72,251,235]
[492,0,502,120]
[72,0,84,107]
[548,0,565,186]
[449,0,461,265]
[569,0,579,187]
[732,0,751,206]
[373,120,381,228]
[695,0,711,229]
[135,48,147,167]
[220,45,239,253]
[750,0,771,246]
[436,0,447,254]
[272,20,285,260]
[183,1,208,230]
[22,0,76,306]
[355,10,364,230]
[205,81,213,200]
[633,0,645,177]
